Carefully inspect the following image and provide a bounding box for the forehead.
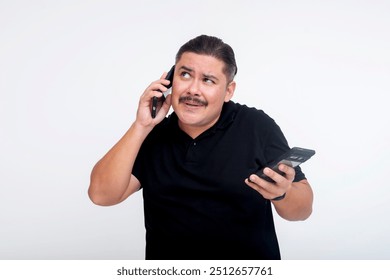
[176,52,225,76]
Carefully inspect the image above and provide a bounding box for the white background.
[1,0,389,260]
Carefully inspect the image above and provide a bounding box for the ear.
[224,81,236,102]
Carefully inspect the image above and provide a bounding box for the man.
[88,35,313,260]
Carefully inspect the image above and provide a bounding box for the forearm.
[272,179,313,221]
[88,122,151,206]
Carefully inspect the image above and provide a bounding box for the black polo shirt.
[133,101,306,260]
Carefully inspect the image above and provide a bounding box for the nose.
[187,79,201,96]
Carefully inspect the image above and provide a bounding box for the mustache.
[178,96,208,106]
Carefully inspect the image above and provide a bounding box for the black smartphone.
[151,65,175,118]
[256,147,316,182]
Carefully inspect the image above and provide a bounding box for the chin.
[177,111,202,124]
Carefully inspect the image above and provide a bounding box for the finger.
[278,164,295,182]
[140,90,162,107]
[155,94,172,118]
[160,72,167,79]
[245,177,264,194]
[245,178,282,200]
[246,175,274,194]
[162,94,172,109]
[160,72,172,88]
[142,83,167,100]
[262,167,284,184]
[262,167,292,185]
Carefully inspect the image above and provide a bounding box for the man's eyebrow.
[179,65,219,81]
[179,65,193,72]
[203,73,219,81]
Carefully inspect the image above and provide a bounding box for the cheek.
[171,82,186,97]
[170,89,183,111]
[170,88,180,104]
[207,89,228,104]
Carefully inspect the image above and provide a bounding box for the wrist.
[133,119,154,132]
[271,192,286,201]
[130,121,153,140]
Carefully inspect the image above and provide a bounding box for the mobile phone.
[151,65,175,118]
[256,147,316,182]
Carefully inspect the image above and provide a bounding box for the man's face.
[171,52,235,137]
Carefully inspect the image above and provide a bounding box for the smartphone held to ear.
[151,65,175,118]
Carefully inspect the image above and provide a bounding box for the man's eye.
[180,72,190,78]
[204,78,214,84]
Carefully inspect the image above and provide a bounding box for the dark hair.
[175,35,238,82]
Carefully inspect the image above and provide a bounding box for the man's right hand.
[136,72,172,128]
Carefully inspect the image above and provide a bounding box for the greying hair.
[175,35,238,82]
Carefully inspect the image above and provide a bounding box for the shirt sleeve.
[261,114,307,182]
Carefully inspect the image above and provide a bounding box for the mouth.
[185,102,202,107]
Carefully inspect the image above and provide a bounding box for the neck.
[178,120,218,139]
